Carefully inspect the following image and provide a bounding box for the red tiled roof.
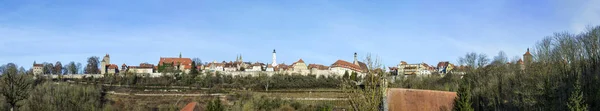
[296,59,305,63]
[158,57,192,69]
[523,48,532,56]
[252,62,264,66]
[389,67,398,70]
[274,63,290,71]
[331,60,363,72]
[517,59,524,64]
[180,102,199,111]
[308,64,329,70]
[437,61,449,68]
[400,61,407,65]
[107,64,119,69]
[33,64,44,67]
[128,63,154,69]
[207,62,225,67]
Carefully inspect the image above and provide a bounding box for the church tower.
[523,48,533,65]
[272,49,277,67]
[353,52,359,65]
[101,54,110,74]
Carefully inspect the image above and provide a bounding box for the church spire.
[353,52,358,65]
[179,52,182,58]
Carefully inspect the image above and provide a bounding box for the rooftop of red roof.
[107,64,119,69]
[180,102,199,111]
[524,48,532,56]
[331,60,362,72]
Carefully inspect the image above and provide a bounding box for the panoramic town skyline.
[2,0,600,69]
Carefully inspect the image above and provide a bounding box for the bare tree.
[193,58,203,66]
[492,51,508,65]
[76,63,82,74]
[67,61,77,74]
[344,53,386,111]
[459,52,478,70]
[84,56,100,74]
[42,62,54,74]
[477,53,489,68]
[54,61,63,75]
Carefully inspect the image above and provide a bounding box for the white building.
[33,63,43,75]
[207,62,224,72]
[329,53,368,77]
[398,61,431,76]
[127,63,154,74]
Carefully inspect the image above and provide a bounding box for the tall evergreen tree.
[189,61,199,77]
[454,80,474,111]
[568,75,588,111]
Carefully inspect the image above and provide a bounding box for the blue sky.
[1,0,599,69]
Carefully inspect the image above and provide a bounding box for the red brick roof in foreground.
[180,102,199,111]
[387,88,457,111]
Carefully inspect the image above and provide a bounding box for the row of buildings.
[62,50,370,77]
[32,48,534,77]
[389,48,534,76]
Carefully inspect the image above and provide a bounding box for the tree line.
[451,26,600,111]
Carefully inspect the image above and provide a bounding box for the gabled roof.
[252,62,264,66]
[437,61,449,68]
[331,60,363,72]
[296,59,305,63]
[107,64,119,69]
[523,48,532,56]
[33,64,44,67]
[357,61,368,72]
[308,64,329,70]
[274,63,290,71]
[517,59,524,64]
[158,57,192,66]
[128,63,154,69]
[267,64,274,68]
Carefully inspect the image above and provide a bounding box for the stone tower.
[100,54,110,74]
[272,49,277,67]
[523,48,533,65]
